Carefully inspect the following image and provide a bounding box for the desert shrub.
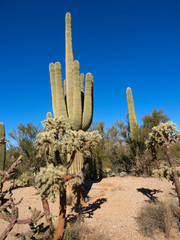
[136,202,173,238]
[102,169,115,178]
[63,226,79,240]
[75,224,110,240]
[171,142,180,164]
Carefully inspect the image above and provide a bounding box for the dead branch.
[0,155,23,184]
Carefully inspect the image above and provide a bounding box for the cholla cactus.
[152,165,174,181]
[35,117,101,239]
[126,87,138,140]
[146,121,180,205]
[146,121,180,146]
[35,117,101,166]
[35,164,67,202]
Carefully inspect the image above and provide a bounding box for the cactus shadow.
[66,197,107,224]
[84,178,102,197]
[137,188,162,202]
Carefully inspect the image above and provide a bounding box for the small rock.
[119,172,128,177]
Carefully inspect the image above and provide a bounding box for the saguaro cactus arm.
[72,60,82,130]
[126,87,138,140]
[82,73,93,131]
[49,63,68,121]
[65,12,74,124]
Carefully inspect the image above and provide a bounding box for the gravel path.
[0,176,179,240]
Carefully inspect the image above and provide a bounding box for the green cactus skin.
[68,151,83,175]
[0,123,6,188]
[126,87,138,140]
[49,13,94,174]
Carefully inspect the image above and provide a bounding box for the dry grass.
[64,214,110,240]
[136,201,180,238]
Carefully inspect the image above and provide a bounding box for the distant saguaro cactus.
[126,87,138,140]
[49,13,93,174]
[0,123,6,188]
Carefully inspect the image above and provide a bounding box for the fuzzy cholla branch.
[64,129,102,157]
[152,165,174,181]
[35,164,67,202]
[146,121,180,147]
[35,117,102,160]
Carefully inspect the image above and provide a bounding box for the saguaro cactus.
[0,123,6,188]
[126,87,138,140]
[49,13,93,174]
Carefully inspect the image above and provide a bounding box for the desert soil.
[0,176,180,240]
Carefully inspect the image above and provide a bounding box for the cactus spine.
[49,13,93,174]
[0,123,6,188]
[126,87,138,140]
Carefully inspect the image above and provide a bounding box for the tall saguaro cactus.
[0,123,6,188]
[49,13,93,174]
[126,87,138,140]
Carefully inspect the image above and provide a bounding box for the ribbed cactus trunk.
[49,12,93,175]
[126,87,138,140]
[0,123,6,189]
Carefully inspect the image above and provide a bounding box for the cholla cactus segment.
[35,164,67,202]
[64,129,102,157]
[146,121,180,147]
[46,112,53,120]
[0,123,6,187]
[126,87,138,140]
[67,172,82,186]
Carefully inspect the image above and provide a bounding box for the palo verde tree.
[7,123,44,181]
[142,109,170,131]
[146,121,180,205]
[34,116,101,240]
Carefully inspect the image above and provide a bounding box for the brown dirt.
[0,176,180,240]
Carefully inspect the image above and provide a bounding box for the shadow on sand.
[137,187,162,202]
[66,198,107,224]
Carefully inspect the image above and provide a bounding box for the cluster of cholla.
[146,121,180,146]
[35,116,101,159]
[34,117,101,201]
[35,164,67,202]
[152,165,174,181]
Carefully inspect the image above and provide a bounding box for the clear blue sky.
[1,0,180,138]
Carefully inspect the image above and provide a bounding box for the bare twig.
[0,155,23,184]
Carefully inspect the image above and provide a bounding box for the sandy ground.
[0,176,180,240]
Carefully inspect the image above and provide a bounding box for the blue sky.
[1,0,180,139]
